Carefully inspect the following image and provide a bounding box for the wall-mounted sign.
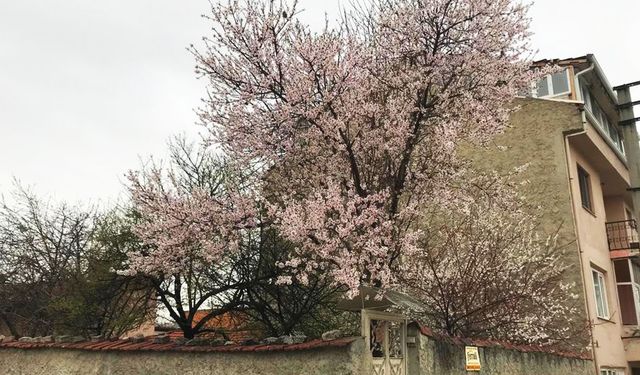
[465,346,481,371]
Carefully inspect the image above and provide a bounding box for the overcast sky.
[2,0,640,206]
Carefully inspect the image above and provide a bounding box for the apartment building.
[464,54,640,375]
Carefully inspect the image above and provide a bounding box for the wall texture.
[460,97,585,286]
[0,340,367,375]
[460,97,592,350]
[0,329,595,375]
[409,325,594,375]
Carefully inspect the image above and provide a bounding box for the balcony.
[606,220,640,258]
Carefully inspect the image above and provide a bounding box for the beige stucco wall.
[604,196,628,222]
[565,118,640,370]
[0,342,368,375]
[567,142,629,370]
[460,97,636,371]
[460,97,587,303]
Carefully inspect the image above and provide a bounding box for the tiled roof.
[0,337,357,353]
[418,325,591,360]
[156,311,259,343]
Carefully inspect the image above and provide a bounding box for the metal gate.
[361,310,407,375]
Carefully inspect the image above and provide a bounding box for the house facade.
[466,54,640,375]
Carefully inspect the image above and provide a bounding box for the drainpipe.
[574,63,595,102]
[563,114,599,372]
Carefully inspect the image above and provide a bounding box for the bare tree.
[0,184,153,338]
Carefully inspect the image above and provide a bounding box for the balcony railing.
[606,220,640,251]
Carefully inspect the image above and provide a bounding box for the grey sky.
[1,0,639,205]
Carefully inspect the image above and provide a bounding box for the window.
[614,259,640,325]
[551,70,570,94]
[601,369,624,375]
[593,269,610,319]
[579,81,625,155]
[536,78,549,97]
[581,84,591,110]
[577,165,593,213]
[533,69,571,97]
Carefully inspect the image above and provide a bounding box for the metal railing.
[606,219,640,251]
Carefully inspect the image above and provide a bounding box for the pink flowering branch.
[123,163,256,277]
[194,0,546,295]
[398,169,586,348]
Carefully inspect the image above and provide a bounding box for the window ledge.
[596,316,616,324]
[582,205,597,218]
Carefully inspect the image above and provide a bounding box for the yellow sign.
[465,346,481,371]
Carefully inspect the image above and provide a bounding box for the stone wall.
[0,328,595,375]
[0,339,367,375]
[408,325,594,375]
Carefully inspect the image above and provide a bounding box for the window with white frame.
[579,81,625,155]
[592,269,610,319]
[601,368,624,375]
[534,69,571,98]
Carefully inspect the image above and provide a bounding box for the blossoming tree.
[193,0,542,295]
[124,139,258,338]
[124,138,346,338]
[398,170,585,347]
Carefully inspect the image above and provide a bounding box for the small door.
[362,310,407,375]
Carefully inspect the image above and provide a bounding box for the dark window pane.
[617,284,637,325]
[615,260,631,283]
[578,166,592,211]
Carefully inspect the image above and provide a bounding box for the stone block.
[152,335,170,344]
[262,337,280,344]
[210,338,226,346]
[282,335,306,345]
[321,330,342,341]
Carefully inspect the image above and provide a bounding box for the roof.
[336,285,427,312]
[155,311,260,342]
[0,336,358,353]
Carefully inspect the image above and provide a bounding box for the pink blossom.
[192,0,544,296]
